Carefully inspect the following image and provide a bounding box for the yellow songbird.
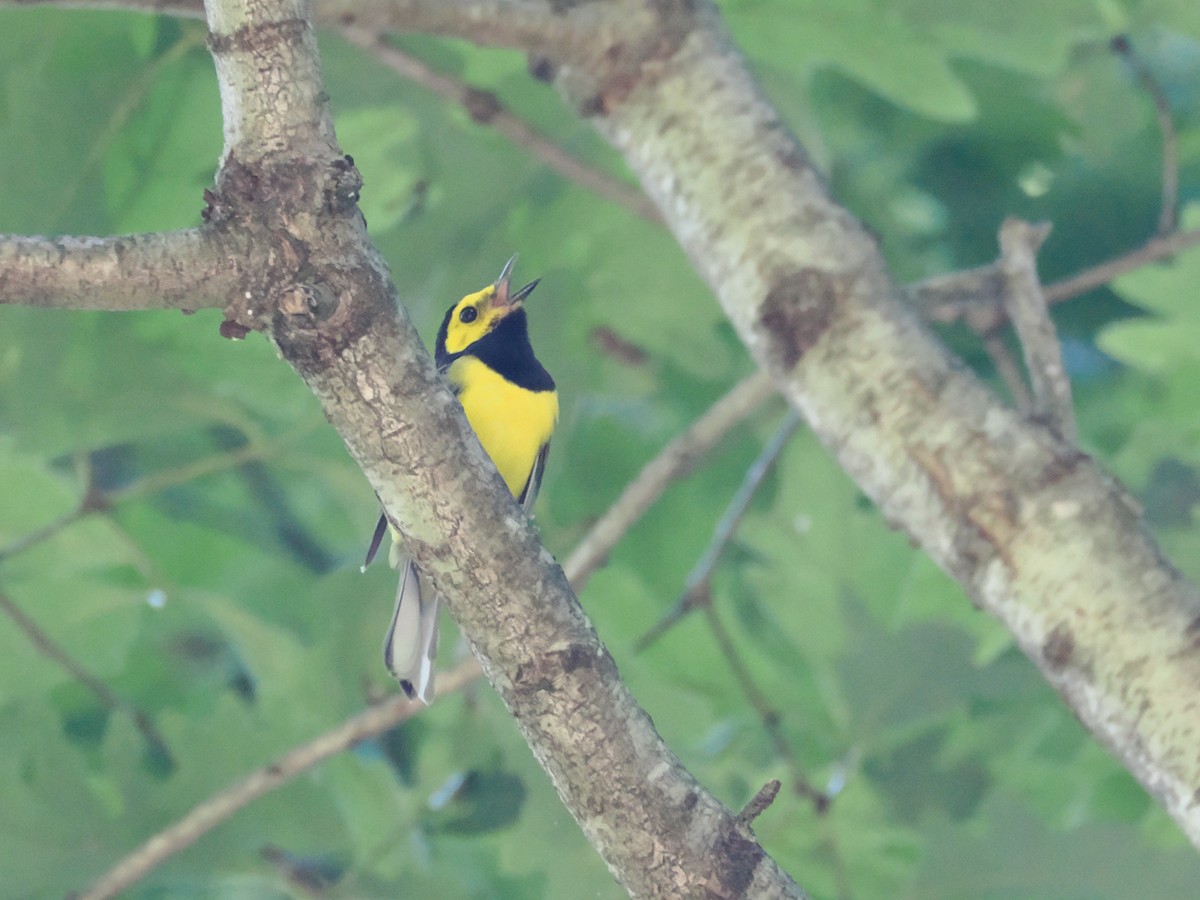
[365,256,558,703]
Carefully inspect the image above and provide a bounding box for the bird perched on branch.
[364,256,558,704]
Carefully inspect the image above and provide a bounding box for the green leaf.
[727,0,979,121]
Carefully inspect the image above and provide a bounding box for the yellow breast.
[448,356,559,498]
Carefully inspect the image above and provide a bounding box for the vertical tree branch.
[998,218,1076,441]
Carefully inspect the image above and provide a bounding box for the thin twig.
[77,659,483,900]
[564,371,776,592]
[1042,226,1200,304]
[637,410,800,651]
[78,372,776,898]
[999,218,1076,441]
[0,427,319,773]
[912,227,1200,326]
[0,505,90,564]
[338,27,662,224]
[0,426,312,565]
[1111,35,1179,235]
[738,779,781,825]
[982,333,1033,412]
[629,410,825,806]
[0,586,173,766]
[703,603,826,808]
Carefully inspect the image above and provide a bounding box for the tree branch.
[981,332,1034,411]
[1042,226,1200,305]
[998,218,1076,441]
[1112,34,1179,235]
[8,0,1200,880]
[738,779,781,825]
[77,662,480,900]
[911,226,1200,327]
[193,0,806,895]
[0,230,252,311]
[321,0,615,64]
[703,602,825,809]
[637,409,799,650]
[76,369,781,897]
[2,0,204,15]
[555,0,1200,847]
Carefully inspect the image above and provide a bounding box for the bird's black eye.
[459,306,478,324]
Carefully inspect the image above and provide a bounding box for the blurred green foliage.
[2,2,1200,897]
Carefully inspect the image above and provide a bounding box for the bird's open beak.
[492,254,540,310]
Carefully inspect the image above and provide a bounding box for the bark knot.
[711,822,763,896]
[1042,623,1076,670]
[759,268,841,369]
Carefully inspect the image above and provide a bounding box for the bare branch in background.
[339,26,662,224]
[1042,226,1200,303]
[981,332,1034,412]
[703,602,827,808]
[1111,34,1179,235]
[637,411,800,651]
[77,661,481,900]
[0,504,91,565]
[565,371,777,592]
[631,411,826,807]
[0,427,309,564]
[912,226,1200,327]
[909,36,1187,336]
[0,585,173,768]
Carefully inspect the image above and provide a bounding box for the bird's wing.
[361,512,389,571]
[518,441,551,515]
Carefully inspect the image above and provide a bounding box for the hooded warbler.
[365,256,558,703]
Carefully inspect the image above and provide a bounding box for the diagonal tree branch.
[187,0,806,896]
[75,364,779,898]
[76,664,475,900]
[1042,226,1200,304]
[544,0,1200,848]
[564,370,776,592]
[0,585,173,768]
[637,409,799,651]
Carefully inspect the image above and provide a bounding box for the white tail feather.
[383,559,439,704]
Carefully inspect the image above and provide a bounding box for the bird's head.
[438,255,540,356]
